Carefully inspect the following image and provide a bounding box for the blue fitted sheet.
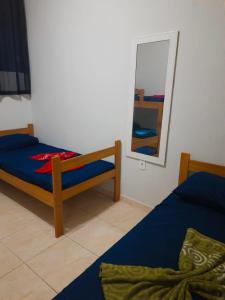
[0,143,114,192]
[55,192,225,300]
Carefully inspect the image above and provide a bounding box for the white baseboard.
[93,186,153,211]
[120,194,153,211]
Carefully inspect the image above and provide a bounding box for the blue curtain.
[0,0,31,95]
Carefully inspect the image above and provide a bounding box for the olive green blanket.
[99,229,225,300]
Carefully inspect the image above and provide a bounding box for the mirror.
[127,32,178,166]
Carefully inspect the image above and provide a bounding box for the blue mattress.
[144,96,164,102]
[135,95,164,102]
[55,191,225,300]
[0,143,114,191]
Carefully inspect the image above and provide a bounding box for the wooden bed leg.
[54,202,63,238]
[52,156,64,237]
[113,140,121,202]
[178,153,190,185]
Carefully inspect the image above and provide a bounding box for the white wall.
[135,41,169,95]
[25,0,225,207]
[0,96,32,130]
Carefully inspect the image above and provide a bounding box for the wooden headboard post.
[178,153,190,184]
[178,152,225,185]
[28,123,34,136]
[135,88,145,102]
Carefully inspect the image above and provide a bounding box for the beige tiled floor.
[0,181,151,299]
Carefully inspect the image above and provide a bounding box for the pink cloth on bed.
[152,94,165,99]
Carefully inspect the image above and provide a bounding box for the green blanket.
[99,229,225,300]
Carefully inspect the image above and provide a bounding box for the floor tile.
[97,200,149,229]
[0,243,22,278]
[0,192,22,211]
[68,217,124,256]
[0,183,54,225]
[122,197,151,213]
[64,207,96,234]
[0,183,150,296]
[0,264,56,300]
[0,200,36,240]
[65,190,114,217]
[115,208,149,232]
[28,238,97,292]
[2,219,63,262]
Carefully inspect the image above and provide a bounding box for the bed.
[0,124,121,238]
[133,88,164,155]
[55,153,225,300]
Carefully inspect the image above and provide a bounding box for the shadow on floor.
[0,181,115,234]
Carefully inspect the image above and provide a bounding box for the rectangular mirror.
[127,31,178,166]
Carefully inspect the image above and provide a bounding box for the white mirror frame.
[126,31,178,166]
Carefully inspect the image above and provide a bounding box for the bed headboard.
[179,152,225,184]
[0,124,34,137]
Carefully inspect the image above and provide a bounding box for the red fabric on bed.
[31,152,83,174]
[31,152,76,161]
[35,160,83,174]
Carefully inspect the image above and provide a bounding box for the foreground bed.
[55,153,225,300]
[0,124,121,237]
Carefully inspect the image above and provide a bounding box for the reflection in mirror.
[131,41,169,157]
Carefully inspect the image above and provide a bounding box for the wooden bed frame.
[132,136,158,151]
[179,152,225,184]
[134,89,164,124]
[133,88,164,155]
[0,124,121,238]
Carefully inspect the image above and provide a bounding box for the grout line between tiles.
[1,214,120,266]
[0,240,58,294]
[66,215,127,236]
[65,222,126,257]
[0,235,99,294]
[93,213,146,235]
[1,231,66,263]
[24,236,99,295]
[65,234,100,257]
[0,259,23,280]
[71,197,150,232]
[0,190,148,295]
[0,214,41,241]
[25,262,58,295]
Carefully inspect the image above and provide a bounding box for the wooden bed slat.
[189,160,225,177]
[61,146,115,172]
[0,169,54,207]
[62,169,115,201]
[134,101,164,110]
[132,136,158,151]
[0,123,34,136]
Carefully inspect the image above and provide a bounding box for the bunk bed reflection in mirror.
[127,31,178,166]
